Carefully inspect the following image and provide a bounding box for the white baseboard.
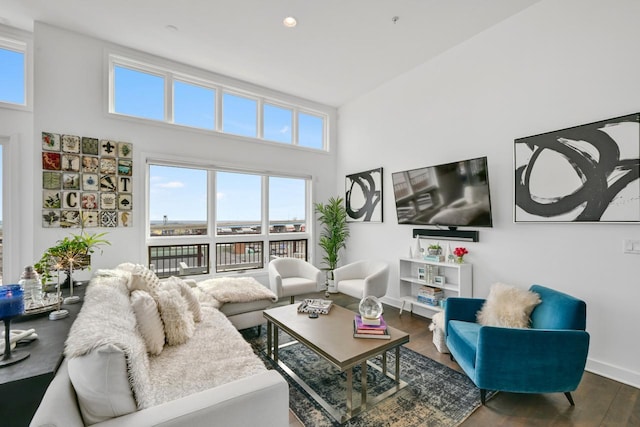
[586,358,640,390]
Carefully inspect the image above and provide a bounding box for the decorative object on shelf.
[345,167,383,223]
[515,112,640,223]
[413,237,423,259]
[41,132,134,228]
[0,284,31,367]
[19,265,42,306]
[314,197,350,293]
[453,247,468,264]
[427,243,442,256]
[445,243,453,263]
[358,295,383,323]
[434,275,446,285]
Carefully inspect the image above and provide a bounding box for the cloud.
[155,181,185,189]
[279,125,290,134]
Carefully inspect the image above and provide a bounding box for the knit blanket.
[197,277,277,308]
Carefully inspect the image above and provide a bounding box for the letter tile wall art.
[42,132,133,228]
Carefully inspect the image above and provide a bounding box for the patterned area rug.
[242,329,493,427]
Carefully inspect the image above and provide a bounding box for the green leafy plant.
[428,243,442,250]
[34,231,110,284]
[314,196,350,276]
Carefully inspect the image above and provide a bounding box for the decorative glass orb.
[359,295,383,320]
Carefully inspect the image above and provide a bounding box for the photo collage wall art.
[41,132,133,228]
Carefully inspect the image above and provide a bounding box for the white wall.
[337,0,640,388]
[31,23,338,282]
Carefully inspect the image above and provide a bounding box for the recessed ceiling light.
[283,16,297,28]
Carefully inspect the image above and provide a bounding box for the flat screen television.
[391,156,493,228]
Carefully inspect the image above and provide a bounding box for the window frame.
[108,53,331,151]
[0,28,32,112]
[145,156,312,275]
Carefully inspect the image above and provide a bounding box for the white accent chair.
[333,260,389,299]
[268,258,322,304]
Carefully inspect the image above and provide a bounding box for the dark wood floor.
[281,292,640,427]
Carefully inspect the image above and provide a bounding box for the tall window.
[269,177,306,233]
[216,171,261,234]
[149,165,207,236]
[113,65,165,120]
[0,41,26,106]
[148,161,310,273]
[0,144,3,284]
[299,112,324,150]
[263,103,293,144]
[174,80,215,130]
[109,55,331,151]
[222,93,257,138]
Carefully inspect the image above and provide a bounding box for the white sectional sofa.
[30,267,289,427]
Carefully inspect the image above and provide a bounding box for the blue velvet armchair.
[445,285,590,405]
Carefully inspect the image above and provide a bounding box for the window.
[0,41,26,106]
[113,65,165,120]
[148,161,310,274]
[269,177,306,233]
[222,93,257,138]
[263,103,292,143]
[109,55,331,151]
[149,165,207,236]
[216,171,261,234]
[0,144,3,283]
[174,80,215,130]
[298,112,324,149]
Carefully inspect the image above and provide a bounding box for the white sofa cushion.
[476,282,542,328]
[130,290,165,355]
[117,262,160,294]
[68,344,137,425]
[164,276,202,322]
[156,288,195,345]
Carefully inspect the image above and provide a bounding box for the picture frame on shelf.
[417,267,426,281]
[434,275,446,285]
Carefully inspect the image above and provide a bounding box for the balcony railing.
[216,241,264,273]
[148,244,209,278]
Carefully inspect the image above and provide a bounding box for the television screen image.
[391,156,493,227]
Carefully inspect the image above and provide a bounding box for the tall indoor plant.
[314,196,350,293]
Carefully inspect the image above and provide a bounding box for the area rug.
[242,329,494,427]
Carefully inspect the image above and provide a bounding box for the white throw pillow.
[130,290,165,355]
[164,276,202,322]
[118,263,160,294]
[68,344,137,425]
[156,288,195,345]
[476,282,541,328]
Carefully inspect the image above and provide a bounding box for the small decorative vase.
[456,256,464,264]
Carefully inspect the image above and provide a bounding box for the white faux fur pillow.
[130,290,165,355]
[164,276,202,322]
[476,282,541,328]
[155,288,195,346]
[117,263,160,295]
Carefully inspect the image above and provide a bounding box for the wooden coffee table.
[263,304,410,422]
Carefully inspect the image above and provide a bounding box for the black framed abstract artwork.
[345,167,383,223]
[514,113,640,222]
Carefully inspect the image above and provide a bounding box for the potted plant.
[35,231,110,289]
[427,243,442,256]
[314,196,350,293]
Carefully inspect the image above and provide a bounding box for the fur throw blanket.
[64,273,153,408]
[197,277,277,307]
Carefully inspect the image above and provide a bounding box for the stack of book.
[353,314,391,339]
[417,285,444,306]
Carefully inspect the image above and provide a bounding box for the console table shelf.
[399,258,472,317]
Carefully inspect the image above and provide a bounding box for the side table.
[0,283,87,427]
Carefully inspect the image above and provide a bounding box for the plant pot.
[327,279,338,294]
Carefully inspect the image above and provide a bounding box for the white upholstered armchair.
[333,260,389,299]
[268,258,322,303]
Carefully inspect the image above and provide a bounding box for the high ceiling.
[1,0,539,107]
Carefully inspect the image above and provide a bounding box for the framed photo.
[515,112,640,222]
[345,167,383,222]
[434,275,446,286]
[417,267,426,281]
